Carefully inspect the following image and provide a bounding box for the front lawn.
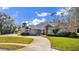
[0,44,25,50]
[0,36,33,44]
[44,36,79,51]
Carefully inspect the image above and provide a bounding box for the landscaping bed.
[44,35,79,51]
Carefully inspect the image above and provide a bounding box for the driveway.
[18,36,58,51]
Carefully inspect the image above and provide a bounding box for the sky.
[0,7,62,25]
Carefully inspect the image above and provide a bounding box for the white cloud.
[36,12,50,17]
[22,21,28,23]
[56,9,68,16]
[21,18,46,26]
[56,11,62,15]
[56,7,72,16]
[25,21,28,23]
[30,18,46,25]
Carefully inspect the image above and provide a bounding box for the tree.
[51,7,79,33]
[22,23,27,28]
[0,12,16,34]
[51,8,68,32]
[66,8,79,33]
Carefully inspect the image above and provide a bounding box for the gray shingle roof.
[29,22,54,30]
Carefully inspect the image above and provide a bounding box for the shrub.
[70,32,78,38]
[21,32,30,36]
[59,32,78,38]
[47,34,53,36]
[63,32,71,37]
[55,32,71,37]
[53,29,59,34]
[47,31,78,38]
[59,32,65,36]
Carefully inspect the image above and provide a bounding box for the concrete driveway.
[18,36,58,51]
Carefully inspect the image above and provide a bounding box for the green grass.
[43,35,79,51]
[0,44,25,50]
[0,36,33,44]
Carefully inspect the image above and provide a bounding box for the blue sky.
[0,7,61,25]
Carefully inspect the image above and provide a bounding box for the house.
[44,22,67,35]
[20,21,72,35]
[45,23,58,35]
[45,21,79,35]
[45,24,53,35]
[19,22,42,35]
[29,25,43,35]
